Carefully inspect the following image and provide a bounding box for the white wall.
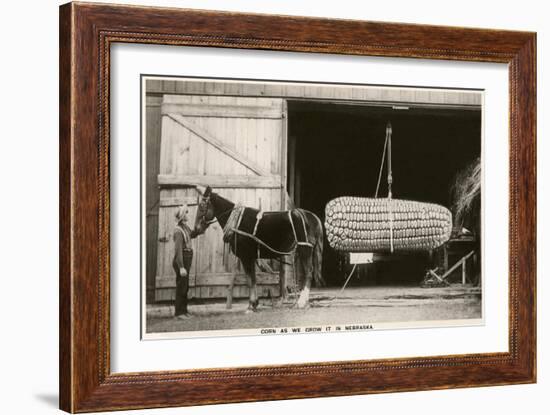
[0,0,546,414]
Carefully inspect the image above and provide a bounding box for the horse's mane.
[210,192,233,209]
[212,192,259,214]
[210,192,241,228]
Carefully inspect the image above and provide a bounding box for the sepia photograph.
[50,1,538,412]
[142,76,483,339]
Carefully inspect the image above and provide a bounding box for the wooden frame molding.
[59,2,536,412]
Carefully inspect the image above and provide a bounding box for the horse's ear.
[195,184,206,196]
[204,186,212,197]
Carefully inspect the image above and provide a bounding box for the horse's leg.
[225,273,236,310]
[242,259,259,312]
[312,233,324,287]
[296,247,313,308]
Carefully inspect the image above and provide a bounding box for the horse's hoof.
[296,288,310,309]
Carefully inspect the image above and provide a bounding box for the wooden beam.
[159,196,199,207]
[161,103,284,119]
[440,250,475,280]
[158,174,281,189]
[428,269,450,286]
[166,113,270,176]
[147,83,482,106]
[156,272,279,288]
[154,284,280,301]
[146,95,162,106]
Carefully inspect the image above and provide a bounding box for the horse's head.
[193,186,216,235]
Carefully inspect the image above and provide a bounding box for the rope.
[297,210,312,247]
[387,122,393,199]
[332,122,396,302]
[387,123,394,253]
[219,206,314,278]
[330,264,358,301]
[288,211,299,242]
[288,210,314,248]
[221,206,298,256]
[230,229,298,256]
[373,122,396,252]
[253,211,263,236]
[389,199,394,252]
[253,211,263,258]
[333,264,357,300]
[374,126,389,198]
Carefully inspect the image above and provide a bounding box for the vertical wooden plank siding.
[155,95,285,300]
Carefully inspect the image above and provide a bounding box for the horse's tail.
[313,234,324,287]
[293,209,325,287]
[309,212,325,287]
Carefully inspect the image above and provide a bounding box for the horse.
[192,186,324,311]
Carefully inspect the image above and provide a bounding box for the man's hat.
[174,203,188,223]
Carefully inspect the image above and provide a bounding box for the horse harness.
[222,205,313,257]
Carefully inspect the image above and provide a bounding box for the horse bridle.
[197,194,217,227]
[197,192,236,230]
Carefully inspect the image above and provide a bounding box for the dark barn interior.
[287,100,481,287]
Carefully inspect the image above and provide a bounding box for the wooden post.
[288,135,296,205]
[280,101,289,208]
[461,258,466,284]
[439,250,475,282]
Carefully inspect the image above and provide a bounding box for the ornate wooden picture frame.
[59,2,536,412]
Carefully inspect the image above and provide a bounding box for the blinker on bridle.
[199,194,217,226]
[198,191,235,229]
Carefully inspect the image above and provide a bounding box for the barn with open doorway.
[144,78,481,304]
[287,100,481,287]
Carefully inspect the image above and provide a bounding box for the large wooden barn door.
[155,95,287,301]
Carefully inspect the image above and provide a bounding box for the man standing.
[173,203,198,319]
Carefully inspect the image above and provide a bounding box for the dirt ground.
[146,284,482,334]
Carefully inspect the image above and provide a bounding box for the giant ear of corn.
[325,197,452,252]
